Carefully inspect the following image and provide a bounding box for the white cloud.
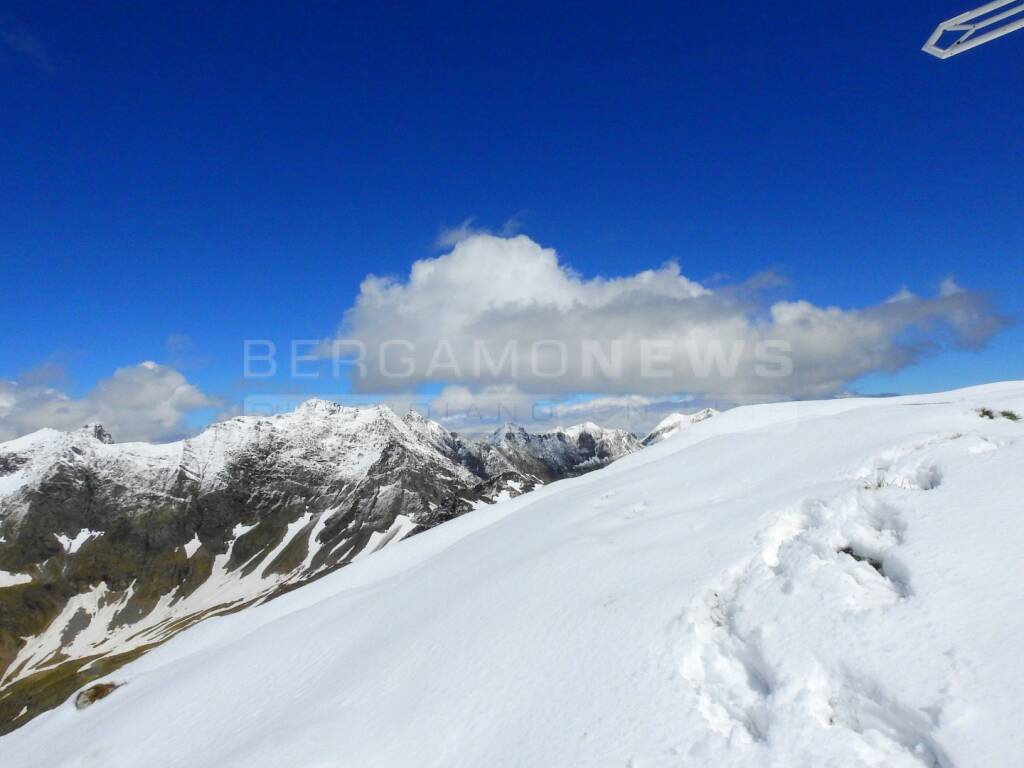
[0,362,215,443]
[435,215,523,248]
[436,218,489,249]
[328,234,1006,400]
[939,276,965,297]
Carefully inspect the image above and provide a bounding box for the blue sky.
[1,1,1022,438]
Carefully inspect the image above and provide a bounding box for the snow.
[230,522,257,539]
[642,407,719,445]
[561,421,603,438]
[1,514,345,689]
[182,535,202,559]
[3,383,1024,767]
[3,583,121,681]
[0,400,477,515]
[0,470,29,499]
[352,514,417,561]
[0,396,641,691]
[0,570,31,588]
[54,529,102,554]
[0,427,185,521]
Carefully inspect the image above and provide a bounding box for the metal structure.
[923,0,1024,57]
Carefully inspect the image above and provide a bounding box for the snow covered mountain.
[2,382,1015,765]
[4,383,1022,767]
[641,407,719,445]
[476,421,642,480]
[0,401,639,731]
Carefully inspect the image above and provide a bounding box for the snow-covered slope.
[0,403,640,730]
[642,407,718,445]
[3,383,1023,767]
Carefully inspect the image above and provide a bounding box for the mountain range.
[3,384,1021,766]
[0,401,698,731]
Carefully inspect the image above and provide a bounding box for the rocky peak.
[79,424,114,444]
[489,422,529,442]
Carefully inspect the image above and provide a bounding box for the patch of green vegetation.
[977,407,1021,421]
[263,520,313,576]
[0,581,74,679]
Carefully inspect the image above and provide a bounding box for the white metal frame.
[923,0,1024,57]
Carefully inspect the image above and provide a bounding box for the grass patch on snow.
[977,407,1020,421]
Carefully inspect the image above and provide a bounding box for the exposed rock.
[74,682,121,710]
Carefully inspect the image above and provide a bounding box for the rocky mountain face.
[0,401,640,732]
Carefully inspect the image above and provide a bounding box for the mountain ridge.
[4,384,1020,766]
[0,401,643,731]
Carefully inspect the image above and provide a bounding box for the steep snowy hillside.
[0,402,639,731]
[3,383,1023,768]
[642,407,718,445]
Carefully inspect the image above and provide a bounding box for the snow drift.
[2,383,1023,767]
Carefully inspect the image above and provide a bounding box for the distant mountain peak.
[563,421,601,434]
[79,423,114,444]
[294,397,354,415]
[642,408,719,446]
[490,421,527,439]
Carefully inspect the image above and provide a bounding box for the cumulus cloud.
[435,215,523,248]
[327,234,1006,399]
[0,362,215,443]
